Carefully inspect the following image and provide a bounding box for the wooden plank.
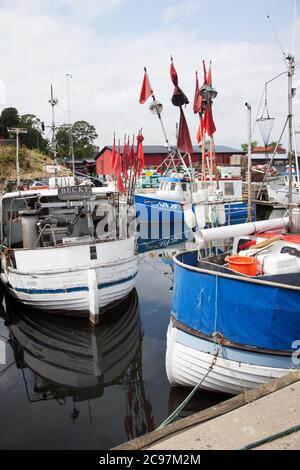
[113,371,300,450]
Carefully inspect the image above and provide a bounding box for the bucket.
[226,256,257,276]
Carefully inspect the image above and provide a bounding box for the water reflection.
[1,289,155,441]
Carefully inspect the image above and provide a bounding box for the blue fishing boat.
[135,174,251,242]
[166,216,300,395]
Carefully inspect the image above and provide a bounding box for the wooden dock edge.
[113,370,300,450]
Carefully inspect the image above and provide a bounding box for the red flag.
[129,138,135,167]
[137,132,145,176]
[170,60,179,88]
[203,104,216,137]
[139,71,152,104]
[113,144,126,193]
[122,138,128,180]
[203,60,207,85]
[177,108,193,154]
[197,115,204,144]
[207,62,212,87]
[111,135,116,174]
[193,71,202,114]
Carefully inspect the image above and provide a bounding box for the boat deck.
[114,371,300,450]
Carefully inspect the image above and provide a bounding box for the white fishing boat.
[0,184,138,324]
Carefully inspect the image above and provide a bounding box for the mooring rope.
[238,423,300,450]
[157,341,223,430]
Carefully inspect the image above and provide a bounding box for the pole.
[16,131,20,187]
[245,103,252,222]
[287,54,295,227]
[66,74,75,178]
[7,127,28,188]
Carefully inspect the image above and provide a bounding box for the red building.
[96,145,244,175]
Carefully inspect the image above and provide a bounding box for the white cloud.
[163,0,206,23]
[0,1,297,152]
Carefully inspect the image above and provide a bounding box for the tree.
[0,108,20,139]
[57,120,99,161]
[19,114,49,153]
[241,141,258,153]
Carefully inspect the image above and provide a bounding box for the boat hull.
[167,249,300,394]
[166,323,298,395]
[135,194,250,241]
[0,238,139,322]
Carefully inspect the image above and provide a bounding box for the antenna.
[48,84,58,164]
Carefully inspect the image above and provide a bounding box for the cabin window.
[182,183,187,192]
[90,246,97,260]
[224,182,234,196]
[171,184,176,190]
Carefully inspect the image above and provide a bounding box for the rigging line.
[293,0,298,56]
[0,361,16,379]
[267,15,288,70]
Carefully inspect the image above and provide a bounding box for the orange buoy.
[226,256,257,276]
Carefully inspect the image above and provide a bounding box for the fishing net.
[257,116,275,147]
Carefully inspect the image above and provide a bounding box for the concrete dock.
[115,371,300,451]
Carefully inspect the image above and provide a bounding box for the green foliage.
[241,141,258,153]
[0,108,20,138]
[19,114,49,153]
[57,120,99,160]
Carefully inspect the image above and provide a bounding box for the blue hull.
[172,251,300,353]
[135,194,251,240]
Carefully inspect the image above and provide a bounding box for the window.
[171,183,176,191]
[182,183,187,192]
[224,182,234,196]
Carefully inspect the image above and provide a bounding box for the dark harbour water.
[0,242,225,450]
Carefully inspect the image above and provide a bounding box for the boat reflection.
[1,289,155,439]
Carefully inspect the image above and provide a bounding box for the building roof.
[96,145,244,158]
[252,146,286,154]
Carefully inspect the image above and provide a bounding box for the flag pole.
[145,67,172,152]
[145,67,181,177]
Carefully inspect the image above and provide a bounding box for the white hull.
[1,238,138,322]
[166,324,296,395]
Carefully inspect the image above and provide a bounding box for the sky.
[0,0,300,151]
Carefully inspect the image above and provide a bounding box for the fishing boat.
[166,53,300,395]
[0,85,139,324]
[0,184,138,324]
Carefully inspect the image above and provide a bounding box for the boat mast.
[48,85,58,165]
[66,73,75,178]
[287,53,295,227]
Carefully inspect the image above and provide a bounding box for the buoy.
[226,256,257,276]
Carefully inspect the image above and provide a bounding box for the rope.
[157,342,223,430]
[238,423,300,450]
[0,361,15,379]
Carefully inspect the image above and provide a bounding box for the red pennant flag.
[203,60,208,85]
[129,138,135,167]
[170,60,179,88]
[122,139,128,180]
[111,135,116,174]
[203,104,216,137]
[207,62,212,87]
[113,144,126,194]
[137,131,145,176]
[197,115,204,144]
[193,71,202,114]
[139,71,152,104]
[177,108,193,154]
